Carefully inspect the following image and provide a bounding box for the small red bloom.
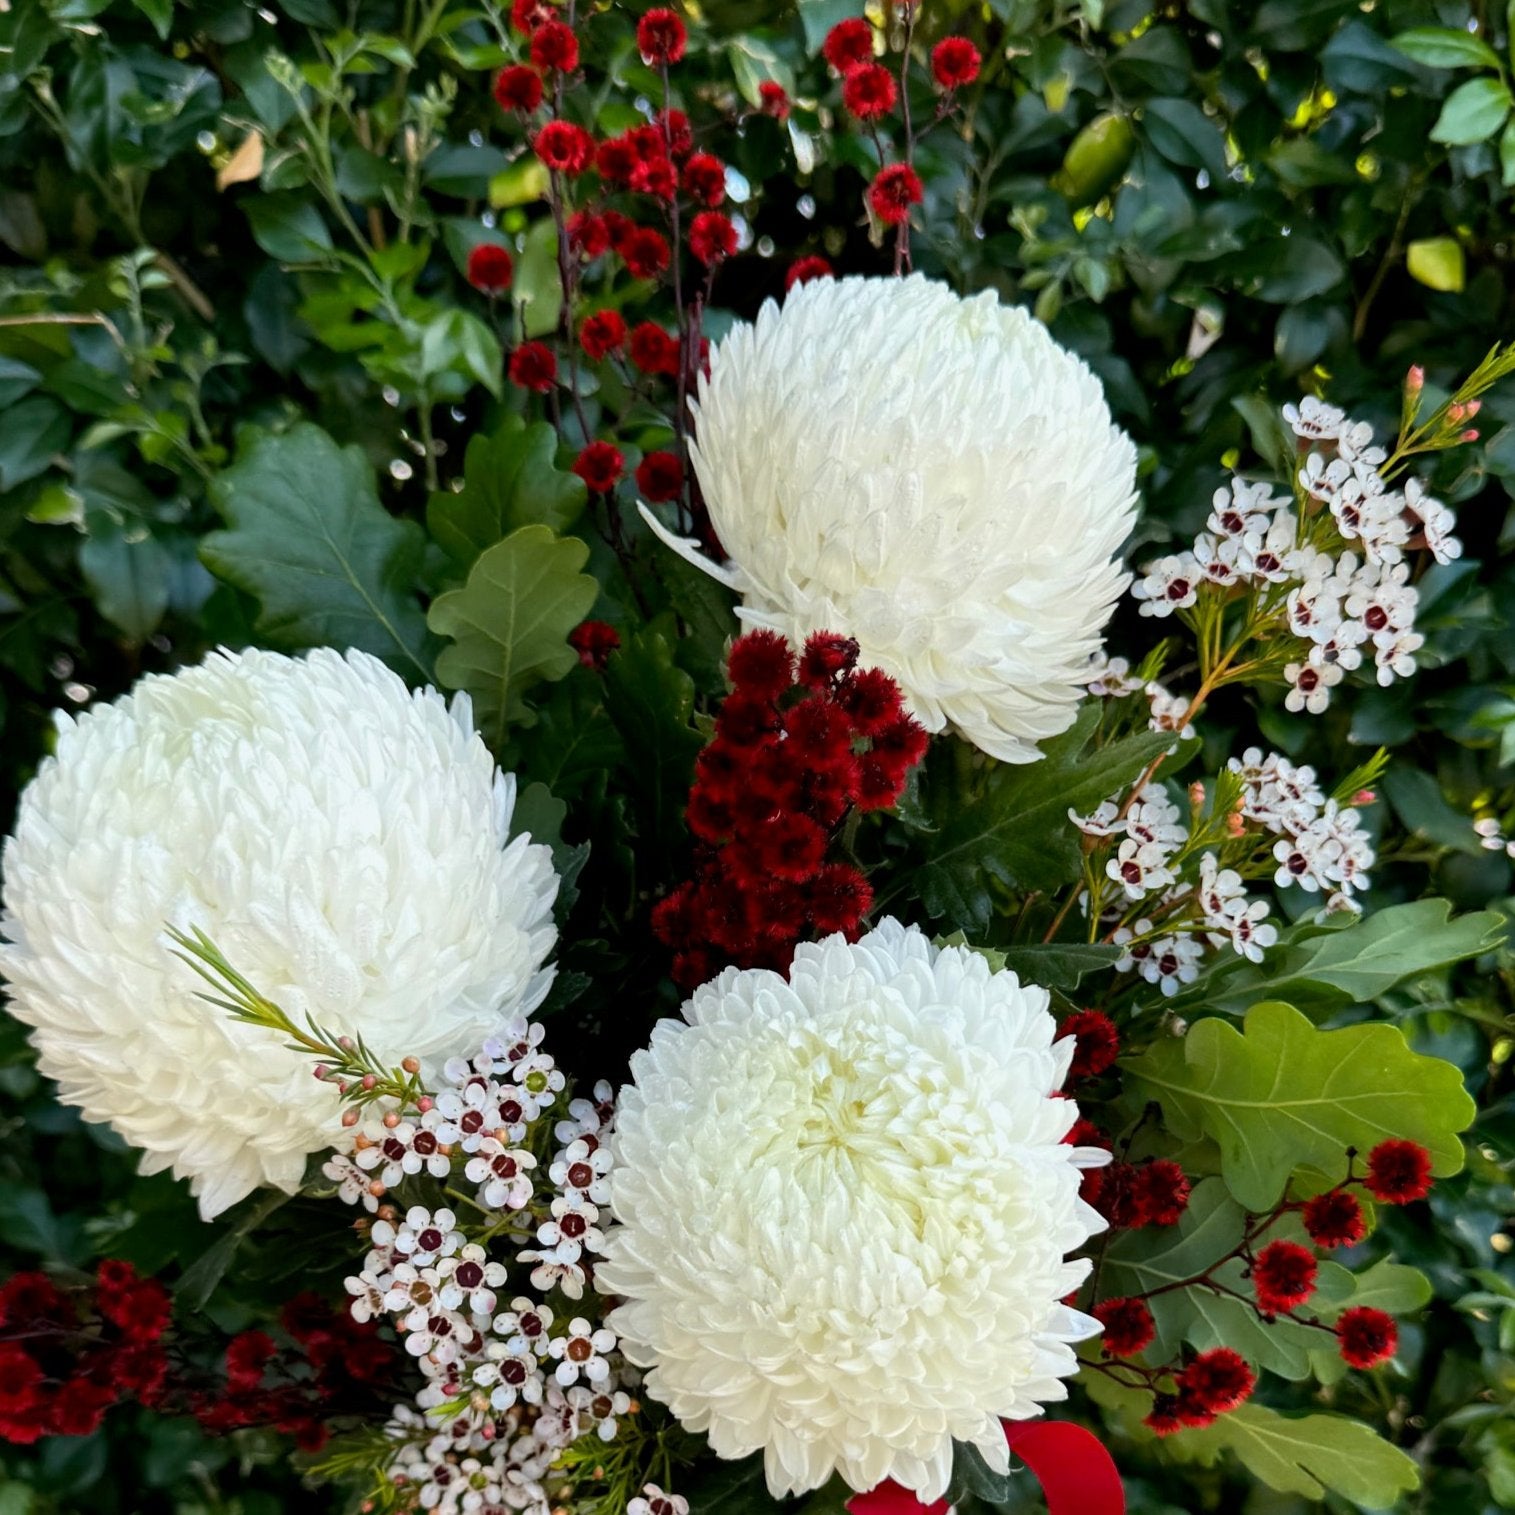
[569,620,621,670]
[1058,1009,1120,1080]
[493,64,544,113]
[510,0,556,32]
[568,211,611,260]
[509,341,557,392]
[823,16,874,72]
[1143,1395,1185,1437]
[1303,1188,1366,1250]
[842,62,897,120]
[595,134,639,184]
[632,155,678,200]
[798,632,860,688]
[807,862,873,933]
[635,450,683,502]
[1178,1348,1255,1414]
[656,108,694,157]
[931,36,981,89]
[786,254,834,291]
[868,712,929,776]
[0,1346,42,1412]
[579,309,627,361]
[727,630,796,701]
[689,211,738,265]
[832,666,901,736]
[623,226,672,279]
[0,1272,66,1328]
[868,163,923,226]
[530,18,579,73]
[225,1331,277,1394]
[51,1381,114,1438]
[1337,1306,1398,1369]
[683,152,727,207]
[1364,1140,1433,1205]
[466,243,514,293]
[1093,1297,1154,1359]
[630,321,680,376]
[572,440,625,493]
[1252,1240,1318,1314]
[637,8,687,65]
[759,80,791,119]
[752,812,829,882]
[534,120,593,174]
[1135,1159,1191,1226]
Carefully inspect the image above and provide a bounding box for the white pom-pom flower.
[0,647,557,1219]
[641,274,1138,763]
[601,919,1107,1503]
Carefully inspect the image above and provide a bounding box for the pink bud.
[337,1081,349,1095]
[1406,364,1424,394]
[341,1107,359,1127]
[417,1095,434,1113]
[1352,789,1376,806]
[1188,781,1206,807]
[382,1110,400,1129]
[361,1073,377,1090]
[1466,398,1481,417]
[1448,402,1466,422]
[313,1065,328,1080]
[337,1035,355,1051]
[1461,428,1480,442]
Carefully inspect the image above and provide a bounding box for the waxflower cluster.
[1086,1140,1435,1434]
[651,630,928,988]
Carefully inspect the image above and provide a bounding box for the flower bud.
[341,1107,359,1127]
[382,1110,400,1129]
[1352,789,1376,806]
[402,1055,420,1074]
[361,1073,377,1090]
[417,1095,434,1113]
[1405,365,1424,395]
[1461,428,1480,442]
[1188,781,1205,808]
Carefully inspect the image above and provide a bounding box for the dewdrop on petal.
[601,919,1109,1502]
[640,273,1139,762]
[0,647,558,1219]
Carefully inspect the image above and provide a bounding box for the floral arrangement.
[0,4,1511,1515]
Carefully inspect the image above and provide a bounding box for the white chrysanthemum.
[0,647,557,1219]
[641,274,1138,762]
[601,920,1106,1503]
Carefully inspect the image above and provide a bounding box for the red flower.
[623,226,672,279]
[1143,1395,1185,1437]
[51,1381,114,1438]
[534,120,593,174]
[1364,1140,1433,1205]
[759,80,791,118]
[466,243,514,292]
[1093,1297,1154,1359]
[656,108,694,157]
[683,152,727,207]
[842,62,897,120]
[530,18,579,72]
[727,630,796,701]
[630,321,680,376]
[786,254,834,291]
[931,36,981,89]
[579,309,627,361]
[689,211,738,265]
[1337,1307,1398,1369]
[1135,1159,1191,1226]
[807,862,873,933]
[493,64,543,113]
[635,450,683,502]
[1303,1188,1366,1250]
[823,16,874,71]
[632,155,678,200]
[0,1272,67,1328]
[568,210,611,259]
[1252,1240,1318,1314]
[596,134,639,184]
[831,666,899,737]
[637,8,687,65]
[509,341,557,392]
[1057,1009,1120,1080]
[572,440,625,493]
[226,1330,277,1393]
[868,163,923,226]
[569,620,621,670]
[798,631,860,688]
[1178,1348,1255,1414]
[0,1346,42,1412]
[510,0,556,32]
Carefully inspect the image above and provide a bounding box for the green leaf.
[997,941,1121,991]
[427,417,586,569]
[132,0,175,39]
[1407,236,1466,292]
[174,1187,291,1309]
[909,706,1176,936]
[658,549,739,691]
[427,524,598,748]
[1430,76,1513,145]
[1391,26,1503,71]
[1501,118,1515,185]
[204,422,436,680]
[0,397,70,489]
[1175,1405,1419,1506]
[80,526,171,643]
[243,192,334,261]
[1123,1000,1477,1210]
[1165,899,1506,1016]
[1142,97,1229,179]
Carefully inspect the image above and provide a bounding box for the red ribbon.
[845,1420,1124,1515]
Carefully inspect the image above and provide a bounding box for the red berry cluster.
[1096,1157,1192,1230]
[652,630,928,989]
[1145,1348,1256,1435]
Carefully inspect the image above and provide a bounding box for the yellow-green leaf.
[1407,236,1466,291]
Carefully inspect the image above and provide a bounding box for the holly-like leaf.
[909,705,1177,936]
[1173,1405,1419,1506]
[427,524,599,749]
[203,423,436,680]
[1165,899,1506,1016]
[1123,1001,1477,1210]
[427,416,586,569]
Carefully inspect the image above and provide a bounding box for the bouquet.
[1,3,1512,1513]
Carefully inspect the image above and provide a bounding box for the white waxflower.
[639,274,1139,763]
[0,647,559,1219]
[601,919,1105,1504]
